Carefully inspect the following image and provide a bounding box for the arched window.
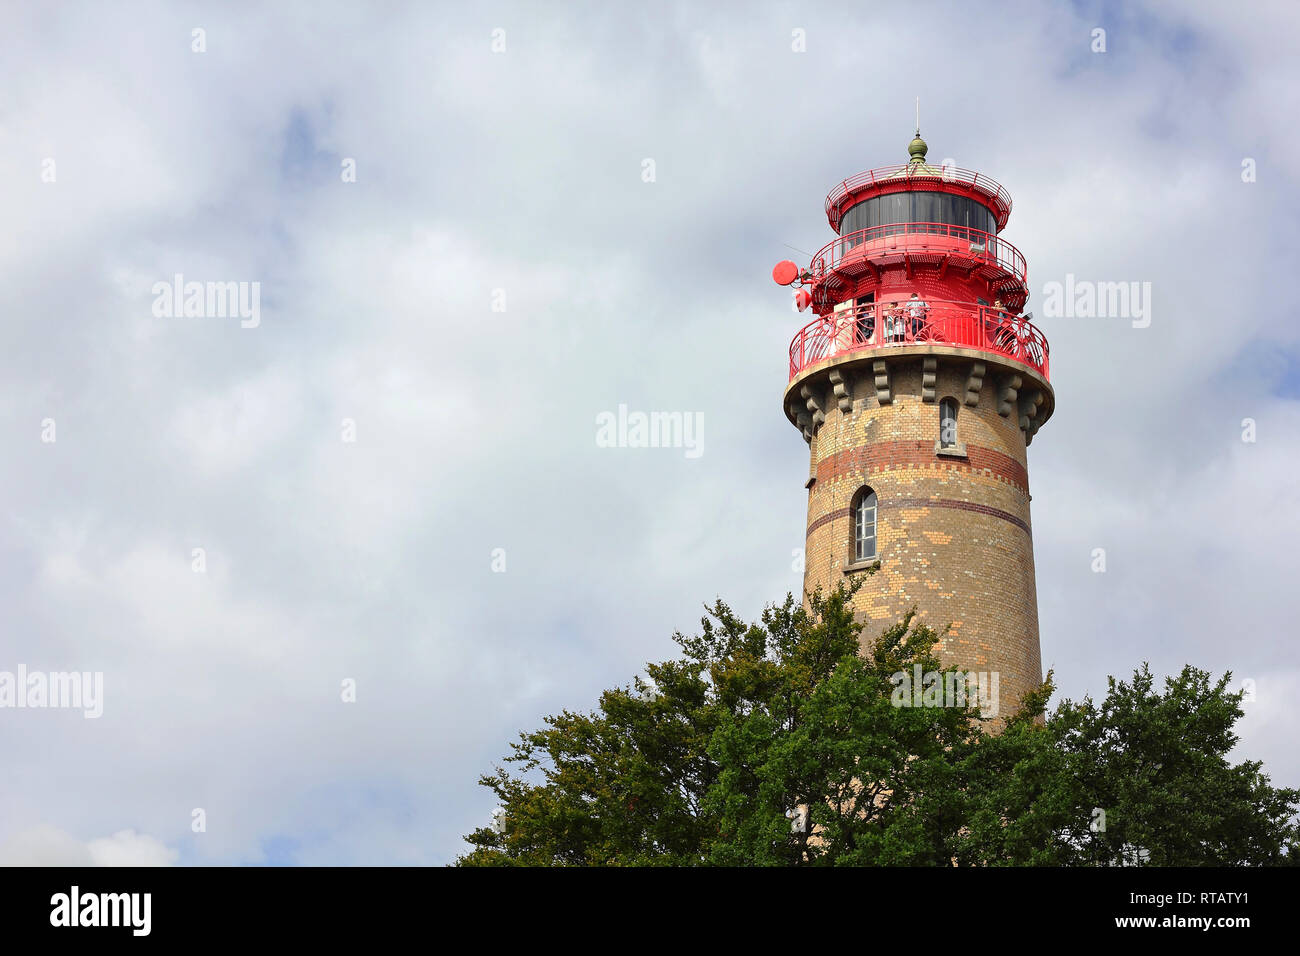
[939,397,959,449]
[852,487,877,562]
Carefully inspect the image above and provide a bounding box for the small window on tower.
[852,487,877,563]
[939,398,959,449]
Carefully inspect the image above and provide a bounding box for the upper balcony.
[788,298,1050,383]
[806,221,1029,308]
[825,163,1013,234]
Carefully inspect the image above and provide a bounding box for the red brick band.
[815,441,1029,494]
[807,497,1031,539]
[891,497,1032,536]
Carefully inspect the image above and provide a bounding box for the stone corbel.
[800,383,826,429]
[828,368,853,414]
[1019,389,1045,442]
[964,361,985,407]
[787,400,813,444]
[795,408,813,443]
[921,357,937,403]
[997,373,1022,417]
[872,359,892,405]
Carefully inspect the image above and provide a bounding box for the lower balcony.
[788,299,1050,382]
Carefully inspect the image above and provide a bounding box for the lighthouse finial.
[908,98,927,164]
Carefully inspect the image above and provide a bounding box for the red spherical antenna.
[772,260,800,286]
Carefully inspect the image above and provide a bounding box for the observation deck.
[787,299,1049,382]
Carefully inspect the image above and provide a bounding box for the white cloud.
[0,0,1296,865]
[0,826,177,867]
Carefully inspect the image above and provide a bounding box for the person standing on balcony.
[987,296,1018,354]
[907,292,929,339]
[854,300,875,345]
[884,301,904,343]
[983,297,1005,345]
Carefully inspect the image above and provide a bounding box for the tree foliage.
[459,579,1299,866]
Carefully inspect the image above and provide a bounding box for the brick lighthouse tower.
[773,131,1053,715]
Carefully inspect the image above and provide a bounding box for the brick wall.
[799,358,1044,719]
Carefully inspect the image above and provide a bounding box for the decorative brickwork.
[788,351,1052,718]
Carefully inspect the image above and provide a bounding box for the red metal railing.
[788,299,1050,382]
[825,164,1013,231]
[807,221,1027,287]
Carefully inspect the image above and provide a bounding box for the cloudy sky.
[1,0,1297,865]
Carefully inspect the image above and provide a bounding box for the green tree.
[459,580,1299,866]
[1047,666,1299,866]
[458,651,717,866]
[701,582,981,865]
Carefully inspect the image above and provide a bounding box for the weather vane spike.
[915,96,920,136]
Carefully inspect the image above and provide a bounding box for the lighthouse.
[774,131,1053,716]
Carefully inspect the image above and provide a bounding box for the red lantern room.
[774,131,1049,394]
